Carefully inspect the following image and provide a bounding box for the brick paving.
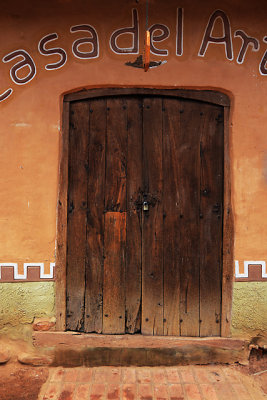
[38,365,266,400]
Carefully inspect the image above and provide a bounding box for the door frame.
[55,88,233,337]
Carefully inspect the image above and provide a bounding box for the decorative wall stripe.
[235,260,267,281]
[0,261,266,282]
[0,262,55,281]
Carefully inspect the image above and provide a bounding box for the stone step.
[33,332,249,367]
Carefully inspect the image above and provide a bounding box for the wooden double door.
[66,93,224,336]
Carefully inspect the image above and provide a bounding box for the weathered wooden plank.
[105,97,127,212]
[199,104,224,337]
[66,101,89,331]
[103,212,126,334]
[49,342,249,367]
[34,332,249,367]
[178,100,201,337]
[162,98,181,336]
[55,101,69,331]
[103,96,127,334]
[221,106,234,337]
[142,96,164,336]
[84,98,106,333]
[125,97,142,334]
[34,331,248,350]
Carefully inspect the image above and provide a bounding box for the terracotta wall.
[0,0,266,336]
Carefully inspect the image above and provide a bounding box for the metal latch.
[143,201,149,211]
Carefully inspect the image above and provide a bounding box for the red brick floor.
[38,365,266,400]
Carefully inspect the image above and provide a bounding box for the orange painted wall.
[0,0,267,277]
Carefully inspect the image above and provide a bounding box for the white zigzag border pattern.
[235,260,267,278]
[0,263,55,279]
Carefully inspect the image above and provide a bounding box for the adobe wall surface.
[0,0,266,339]
[232,282,267,340]
[0,282,55,339]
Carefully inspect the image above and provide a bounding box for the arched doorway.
[56,88,233,337]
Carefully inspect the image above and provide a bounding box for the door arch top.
[63,87,230,107]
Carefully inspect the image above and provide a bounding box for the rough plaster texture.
[0,282,55,338]
[231,282,267,339]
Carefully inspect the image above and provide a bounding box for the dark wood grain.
[178,100,201,337]
[199,104,224,337]
[84,98,106,333]
[103,212,126,334]
[105,97,127,212]
[125,97,142,334]
[66,101,89,331]
[142,96,164,336]
[103,97,127,334]
[162,98,181,336]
